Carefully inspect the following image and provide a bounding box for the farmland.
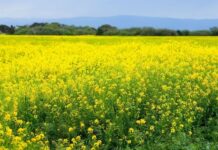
[0,36,218,149]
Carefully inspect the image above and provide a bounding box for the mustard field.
[0,36,218,149]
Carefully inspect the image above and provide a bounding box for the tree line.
[1,23,218,36]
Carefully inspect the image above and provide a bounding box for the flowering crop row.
[0,36,218,149]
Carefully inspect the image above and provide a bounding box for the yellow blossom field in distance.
[0,36,218,149]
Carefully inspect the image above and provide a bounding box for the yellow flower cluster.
[0,36,217,149]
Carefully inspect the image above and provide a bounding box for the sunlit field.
[0,36,218,149]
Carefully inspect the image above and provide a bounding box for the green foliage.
[116,27,155,36]
[1,22,218,36]
[177,30,190,36]
[0,25,15,34]
[155,28,177,36]
[15,23,96,35]
[96,24,118,35]
[210,27,218,36]
[190,30,212,36]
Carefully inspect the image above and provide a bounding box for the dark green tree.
[96,24,118,35]
[190,30,211,36]
[176,30,190,36]
[210,27,218,36]
[0,25,15,34]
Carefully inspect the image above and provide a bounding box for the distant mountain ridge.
[1,16,218,30]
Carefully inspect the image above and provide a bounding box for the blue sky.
[0,0,218,19]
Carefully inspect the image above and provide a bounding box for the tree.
[210,27,218,36]
[0,25,15,34]
[155,29,177,36]
[120,28,142,36]
[30,23,47,28]
[96,24,118,35]
[190,30,211,36]
[12,22,218,36]
[176,30,190,36]
[141,27,156,35]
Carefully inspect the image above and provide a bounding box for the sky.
[0,0,218,19]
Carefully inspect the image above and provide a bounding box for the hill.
[1,16,218,30]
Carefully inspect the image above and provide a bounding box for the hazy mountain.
[1,16,218,30]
